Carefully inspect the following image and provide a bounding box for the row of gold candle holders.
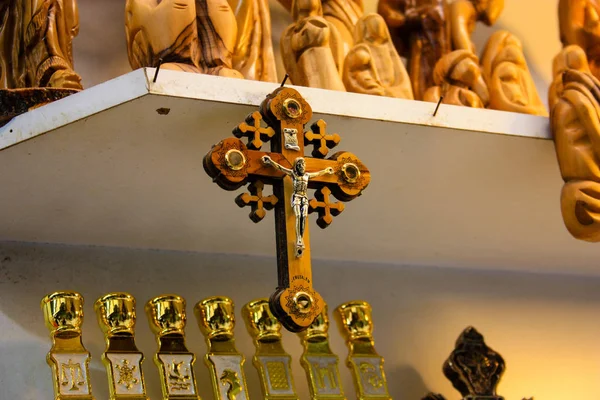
[41,292,391,400]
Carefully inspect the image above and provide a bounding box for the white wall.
[1,241,599,400]
[73,0,561,107]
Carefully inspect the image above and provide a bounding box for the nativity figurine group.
[0,0,549,121]
[122,0,547,116]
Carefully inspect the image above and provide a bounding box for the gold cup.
[95,292,137,336]
[95,293,148,400]
[41,291,94,400]
[298,305,346,400]
[334,301,390,400]
[242,298,282,342]
[145,294,200,400]
[195,297,250,400]
[242,298,298,400]
[195,296,235,340]
[335,301,374,342]
[146,294,187,337]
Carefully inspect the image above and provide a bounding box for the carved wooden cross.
[203,87,370,332]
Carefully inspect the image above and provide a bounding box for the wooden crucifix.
[203,86,370,332]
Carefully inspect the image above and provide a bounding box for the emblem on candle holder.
[195,297,250,400]
[422,326,533,400]
[41,291,94,400]
[146,295,201,400]
[242,299,299,400]
[204,86,370,332]
[95,293,148,400]
[335,301,391,400]
[298,304,346,400]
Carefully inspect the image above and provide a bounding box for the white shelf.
[0,68,596,276]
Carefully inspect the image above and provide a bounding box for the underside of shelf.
[0,68,596,276]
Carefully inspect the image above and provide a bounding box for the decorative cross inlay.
[309,187,344,229]
[203,87,370,332]
[233,111,276,150]
[304,120,341,158]
[236,181,278,223]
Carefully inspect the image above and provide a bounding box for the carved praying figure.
[480,30,547,116]
[343,13,414,99]
[262,156,334,257]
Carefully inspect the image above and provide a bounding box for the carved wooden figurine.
[343,13,413,98]
[276,0,364,57]
[551,46,600,242]
[281,0,346,90]
[449,0,503,52]
[422,50,488,107]
[228,0,278,81]
[0,0,82,125]
[559,0,600,80]
[480,30,547,116]
[377,0,451,100]
[125,0,243,78]
[549,45,591,109]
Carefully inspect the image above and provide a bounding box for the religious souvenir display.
[41,291,94,400]
[203,86,370,331]
[0,0,82,125]
[335,301,391,400]
[280,0,346,91]
[480,31,547,116]
[550,45,600,242]
[559,0,600,81]
[145,295,201,400]
[242,299,299,400]
[449,0,503,53]
[95,293,148,400]
[422,326,533,400]
[343,13,414,99]
[422,49,489,107]
[194,296,251,400]
[377,0,452,100]
[297,305,346,400]
[125,0,242,78]
[228,0,278,81]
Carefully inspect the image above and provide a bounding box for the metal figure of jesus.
[262,155,335,257]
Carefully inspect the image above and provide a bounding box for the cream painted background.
[73,0,561,107]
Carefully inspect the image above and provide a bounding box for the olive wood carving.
[449,0,503,52]
[422,49,488,107]
[551,45,600,242]
[377,0,452,100]
[559,0,600,80]
[0,0,82,89]
[0,0,82,126]
[125,0,243,78]
[480,30,547,116]
[228,0,278,81]
[276,0,364,57]
[281,0,346,91]
[343,13,413,98]
[549,45,591,109]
